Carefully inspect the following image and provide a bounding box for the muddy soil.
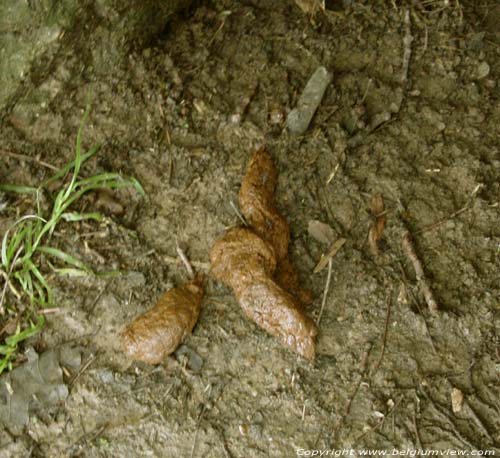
[1,1,499,457]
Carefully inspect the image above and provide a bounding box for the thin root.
[316,257,332,326]
[176,243,195,278]
[401,231,438,314]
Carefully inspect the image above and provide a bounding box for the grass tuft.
[0,106,144,373]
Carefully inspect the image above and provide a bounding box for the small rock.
[475,61,490,80]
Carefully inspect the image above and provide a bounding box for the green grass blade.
[5,316,45,347]
[41,144,101,189]
[0,344,15,356]
[61,106,91,201]
[0,184,37,194]
[5,216,46,266]
[38,245,93,274]
[76,172,125,187]
[26,260,53,305]
[14,268,33,295]
[6,228,27,269]
[60,178,144,213]
[3,215,47,267]
[33,280,48,306]
[24,220,33,259]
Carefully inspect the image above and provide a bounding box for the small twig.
[400,269,438,355]
[370,288,392,376]
[325,162,340,185]
[190,386,212,458]
[208,12,229,47]
[37,307,62,315]
[316,258,332,326]
[163,255,210,271]
[360,78,373,104]
[333,343,372,436]
[313,237,346,273]
[413,411,423,449]
[229,200,248,226]
[416,205,469,234]
[354,397,403,442]
[414,184,481,235]
[87,282,110,315]
[176,243,195,278]
[70,354,96,387]
[1,149,58,171]
[400,8,413,94]
[401,230,439,314]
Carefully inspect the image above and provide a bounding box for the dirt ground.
[1,0,499,456]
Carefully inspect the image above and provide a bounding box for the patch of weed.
[0,107,144,373]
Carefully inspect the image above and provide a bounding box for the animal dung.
[210,146,317,359]
[239,146,312,306]
[210,228,317,360]
[122,275,204,364]
[239,145,289,261]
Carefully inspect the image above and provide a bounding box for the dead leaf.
[294,0,325,15]
[308,219,335,245]
[451,387,464,414]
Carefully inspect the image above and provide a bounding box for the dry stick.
[69,354,96,387]
[415,182,483,234]
[412,411,423,450]
[400,267,438,355]
[354,397,403,443]
[1,149,58,171]
[229,200,248,226]
[400,8,413,102]
[317,257,333,326]
[370,288,392,376]
[190,386,211,458]
[176,243,194,278]
[333,343,372,437]
[163,255,210,272]
[416,205,469,235]
[401,231,439,314]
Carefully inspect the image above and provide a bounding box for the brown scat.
[236,274,317,360]
[209,227,317,360]
[122,275,204,364]
[239,145,290,261]
[240,145,277,203]
[209,227,277,285]
[275,258,314,307]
